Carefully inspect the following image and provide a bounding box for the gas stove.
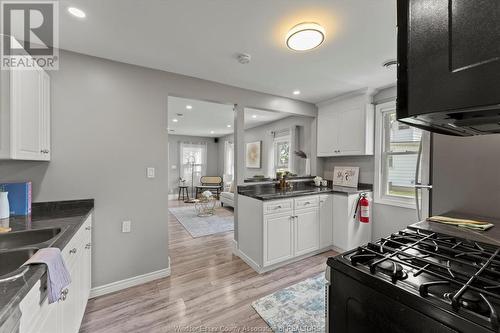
[326,227,500,333]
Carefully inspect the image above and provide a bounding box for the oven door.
[327,264,490,333]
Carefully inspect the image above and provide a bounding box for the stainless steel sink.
[0,248,37,281]
[0,227,62,249]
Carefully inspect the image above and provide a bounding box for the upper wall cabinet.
[0,58,51,161]
[317,93,374,157]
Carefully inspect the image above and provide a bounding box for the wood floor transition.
[79,200,336,333]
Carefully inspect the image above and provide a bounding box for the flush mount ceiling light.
[227,124,232,128]
[252,115,257,119]
[68,7,86,18]
[186,105,193,110]
[293,90,301,95]
[286,22,325,51]
[210,130,215,134]
[172,118,178,123]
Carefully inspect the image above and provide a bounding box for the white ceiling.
[168,97,301,137]
[57,0,397,103]
[167,97,234,137]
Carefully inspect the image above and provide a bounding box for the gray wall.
[0,50,315,287]
[168,135,219,194]
[318,85,418,239]
[218,115,314,180]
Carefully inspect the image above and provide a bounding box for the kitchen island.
[236,182,372,273]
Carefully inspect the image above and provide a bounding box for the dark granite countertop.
[0,199,94,329]
[410,211,500,246]
[238,182,373,200]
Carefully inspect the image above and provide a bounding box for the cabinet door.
[401,0,500,116]
[319,195,333,248]
[337,107,364,155]
[317,107,339,156]
[263,213,294,266]
[39,70,51,160]
[37,299,60,333]
[10,68,43,160]
[294,208,319,256]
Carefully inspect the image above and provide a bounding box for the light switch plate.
[147,167,155,178]
[122,220,131,233]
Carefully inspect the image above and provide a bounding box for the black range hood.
[397,0,500,136]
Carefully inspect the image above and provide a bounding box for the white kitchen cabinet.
[239,194,329,273]
[19,215,92,333]
[263,213,294,266]
[317,93,374,157]
[332,193,372,251]
[294,208,319,256]
[319,194,334,248]
[0,41,51,161]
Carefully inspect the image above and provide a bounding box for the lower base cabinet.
[19,215,92,333]
[262,196,321,268]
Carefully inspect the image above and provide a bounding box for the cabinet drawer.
[62,215,91,268]
[263,199,293,215]
[294,196,319,210]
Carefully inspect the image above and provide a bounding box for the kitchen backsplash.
[321,155,374,185]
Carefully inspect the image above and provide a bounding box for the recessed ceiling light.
[293,90,301,95]
[210,130,215,134]
[286,22,325,51]
[252,115,257,119]
[186,105,193,110]
[172,118,178,122]
[68,7,86,18]
[227,124,232,128]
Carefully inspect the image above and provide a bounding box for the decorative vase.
[305,158,311,176]
[0,192,9,219]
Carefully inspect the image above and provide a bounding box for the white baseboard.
[236,249,263,273]
[90,259,171,298]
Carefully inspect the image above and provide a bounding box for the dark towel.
[23,247,71,304]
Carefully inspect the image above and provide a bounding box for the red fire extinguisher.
[354,193,370,223]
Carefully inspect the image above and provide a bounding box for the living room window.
[374,101,423,208]
[224,140,234,181]
[180,142,207,187]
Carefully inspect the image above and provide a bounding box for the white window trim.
[273,135,291,172]
[374,101,416,210]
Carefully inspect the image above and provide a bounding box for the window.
[274,136,290,172]
[375,101,423,208]
[179,142,207,187]
[224,141,234,181]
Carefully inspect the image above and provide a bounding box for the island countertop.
[237,182,373,200]
[0,199,94,331]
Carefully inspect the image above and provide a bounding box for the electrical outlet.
[147,167,155,178]
[122,220,131,233]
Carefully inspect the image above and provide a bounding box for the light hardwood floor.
[80,200,336,333]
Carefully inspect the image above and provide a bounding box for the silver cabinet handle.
[275,205,282,209]
[69,248,77,254]
[59,288,69,301]
[40,149,49,154]
[85,243,91,249]
[85,226,91,230]
[304,202,311,205]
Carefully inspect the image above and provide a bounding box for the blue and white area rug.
[252,274,326,333]
[169,206,234,238]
